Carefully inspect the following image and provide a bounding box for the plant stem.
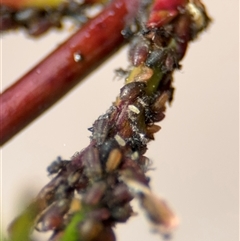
[0,0,139,146]
[0,0,105,9]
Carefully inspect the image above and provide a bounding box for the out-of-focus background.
[1,1,239,241]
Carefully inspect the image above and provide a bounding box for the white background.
[1,1,239,241]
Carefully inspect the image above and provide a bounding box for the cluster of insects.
[26,81,174,240]
[0,0,104,36]
[6,0,210,240]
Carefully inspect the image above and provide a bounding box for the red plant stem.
[0,0,140,146]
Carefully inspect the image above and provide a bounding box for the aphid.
[109,183,133,205]
[0,5,16,30]
[27,17,53,36]
[67,171,81,187]
[14,8,38,23]
[140,192,179,236]
[138,156,153,173]
[128,104,140,114]
[135,66,154,82]
[55,183,73,199]
[131,151,139,161]
[152,111,165,122]
[35,200,70,232]
[146,49,165,68]
[163,49,180,72]
[106,148,122,172]
[79,219,103,241]
[91,225,116,241]
[120,162,149,185]
[70,151,84,168]
[146,124,161,140]
[88,208,111,221]
[173,14,191,60]
[99,138,119,165]
[82,181,106,205]
[127,103,143,125]
[68,198,81,214]
[119,174,178,236]
[47,157,69,174]
[114,68,129,80]
[152,92,169,111]
[37,177,61,206]
[129,38,150,66]
[110,203,133,222]
[126,135,147,154]
[148,26,173,48]
[120,82,146,101]
[186,0,210,33]
[121,22,138,39]
[82,146,102,180]
[121,27,133,39]
[114,134,126,147]
[126,65,154,83]
[92,116,109,145]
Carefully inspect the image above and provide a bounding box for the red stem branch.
[0,0,139,146]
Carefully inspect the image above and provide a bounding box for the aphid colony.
[0,0,103,36]
[8,1,210,240]
[29,76,174,240]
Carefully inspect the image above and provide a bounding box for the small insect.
[109,183,133,205]
[99,138,118,165]
[119,174,179,237]
[82,146,102,180]
[92,116,110,145]
[129,38,150,66]
[114,134,126,147]
[0,0,98,35]
[78,218,103,241]
[47,157,69,174]
[146,124,161,140]
[138,155,153,173]
[114,68,129,80]
[152,92,169,111]
[120,82,146,101]
[55,182,74,199]
[35,199,70,232]
[14,8,38,23]
[82,181,106,205]
[121,23,138,39]
[146,49,166,68]
[67,171,81,187]
[106,148,122,172]
[134,66,154,82]
[186,0,210,34]
[128,104,140,114]
[152,111,165,122]
[110,203,133,222]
